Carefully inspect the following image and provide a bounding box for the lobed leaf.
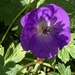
[58,63,71,75]
[58,33,75,63]
[5,43,26,64]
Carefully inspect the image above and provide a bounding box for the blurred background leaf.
[0,45,4,56]
[0,55,5,75]
[48,72,59,75]
[20,0,34,6]
[0,55,4,67]
[36,0,45,8]
[0,0,33,26]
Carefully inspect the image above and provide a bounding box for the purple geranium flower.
[20,4,70,59]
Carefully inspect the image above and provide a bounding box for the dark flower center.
[42,26,50,34]
[38,21,50,35]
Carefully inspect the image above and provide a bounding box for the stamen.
[42,26,50,34]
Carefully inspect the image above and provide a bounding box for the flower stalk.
[33,58,44,74]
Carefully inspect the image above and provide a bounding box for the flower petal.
[21,12,30,27]
[20,34,30,51]
[21,5,54,27]
[30,34,58,58]
[20,4,70,59]
[50,4,70,29]
[20,22,37,50]
[56,28,70,50]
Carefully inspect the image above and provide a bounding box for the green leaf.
[58,49,70,63]
[65,43,75,59]
[36,0,45,8]
[10,17,22,35]
[70,33,75,44]
[48,72,59,75]
[0,55,4,67]
[58,63,71,75]
[65,66,71,75]
[0,0,31,26]
[62,33,75,59]
[45,57,56,66]
[70,16,75,32]
[5,43,26,64]
[39,72,45,75]
[58,33,75,63]
[20,0,34,6]
[0,0,23,26]
[0,45,4,56]
[0,55,5,75]
[58,63,66,75]
[4,64,23,75]
[4,61,16,72]
[4,43,15,60]
[0,65,5,75]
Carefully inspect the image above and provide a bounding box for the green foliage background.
[0,0,75,75]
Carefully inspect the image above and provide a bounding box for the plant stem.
[42,62,51,67]
[0,5,29,45]
[33,58,44,74]
[24,57,35,61]
[34,63,40,74]
[17,62,35,75]
[43,62,58,69]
